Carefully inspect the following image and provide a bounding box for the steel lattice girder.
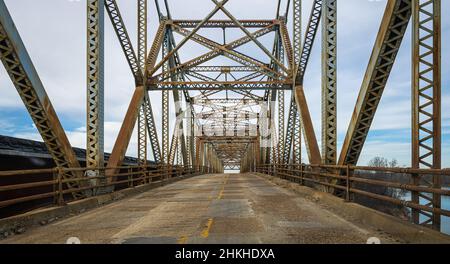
[106,21,166,175]
[284,0,322,164]
[106,86,145,180]
[188,66,262,72]
[321,0,337,165]
[161,35,170,164]
[166,31,188,166]
[87,0,105,170]
[104,0,143,84]
[151,81,292,91]
[279,21,294,70]
[338,0,412,166]
[148,0,231,78]
[104,0,161,163]
[137,0,147,165]
[172,20,276,28]
[143,93,161,162]
[150,23,277,81]
[291,0,302,165]
[297,0,322,82]
[212,0,288,73]
[283,98,297,163]
[170,24,281,77]
[193,98,259,105]
[164,21,194,166]
[411,0,441,230]
[168,123,178,165]
[0,1,84,197]
[278,87,285,164]
[198,136,258,167]
[294,85,321,165]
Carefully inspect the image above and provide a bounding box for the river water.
[402,188,450,235]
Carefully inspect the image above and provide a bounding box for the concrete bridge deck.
[1,173,447,244]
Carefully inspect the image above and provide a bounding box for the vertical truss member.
[291,0,323,166]
[137,0,148,166]
[189,110,196,166]
[162,33,170,164]
[278,33,285,164]
[411,0,441,231]
[321,0,337,165]
[165,25,188,166]
[168,124,178,165]
[87,0,105,170]
[292,0,302,165]
[268,90,277,164]
[0,1,84,198]
[284,100,296,164]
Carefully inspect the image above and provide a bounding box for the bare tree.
[368,157,398,168]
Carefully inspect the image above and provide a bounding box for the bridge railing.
[256,164,450,228]
[0,164,211,218]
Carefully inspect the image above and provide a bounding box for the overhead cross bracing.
[0,0,448,235]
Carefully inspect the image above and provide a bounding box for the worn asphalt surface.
[1,173,397,244]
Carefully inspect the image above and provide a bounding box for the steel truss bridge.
[0,0,449,236]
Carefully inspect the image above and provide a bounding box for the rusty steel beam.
[212,0,288,73]
[294,85,321,165]
[284,0,322,164]
[166,31,188,166]
[0,1,84,197]
[105,0,142,84]
[283,98,297,163]
[338,0,411,166]
[105,0,162,163]
[291,0,302,165]
[106,86,146,179]
[168,124,178,165]
[188,66,261,72]
[145,22,167,76]
[87,0,105,171]
[148,0,229,77]
[161,35,170,164]
[137,0,147,166]
[411,0,441,231]
[105,21,166,172]
[278,75,285,164]
[170,24,282,79]
[150,24,276,81]
[278,20,294,71]
[172,19,276,28]
[321,0,337,165]
[154,80,289,86]
[143,93,161,162]
[297,0,322,82]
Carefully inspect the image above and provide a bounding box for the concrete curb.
[0,174,200,240]
[253,173,450,244]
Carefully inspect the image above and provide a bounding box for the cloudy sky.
[0,0,449,167]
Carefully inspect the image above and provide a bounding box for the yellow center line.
[177,236,188,244]
[200,218,214,238]
[217,175,229,200]
[176,175,230,242]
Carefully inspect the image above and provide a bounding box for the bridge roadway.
[1,173,402,244]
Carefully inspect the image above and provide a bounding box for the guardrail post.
[57,168,64,206]
[145,165,150,184]
[345,165,351,202]
[300,164,304,186]
[128,167,133,188]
